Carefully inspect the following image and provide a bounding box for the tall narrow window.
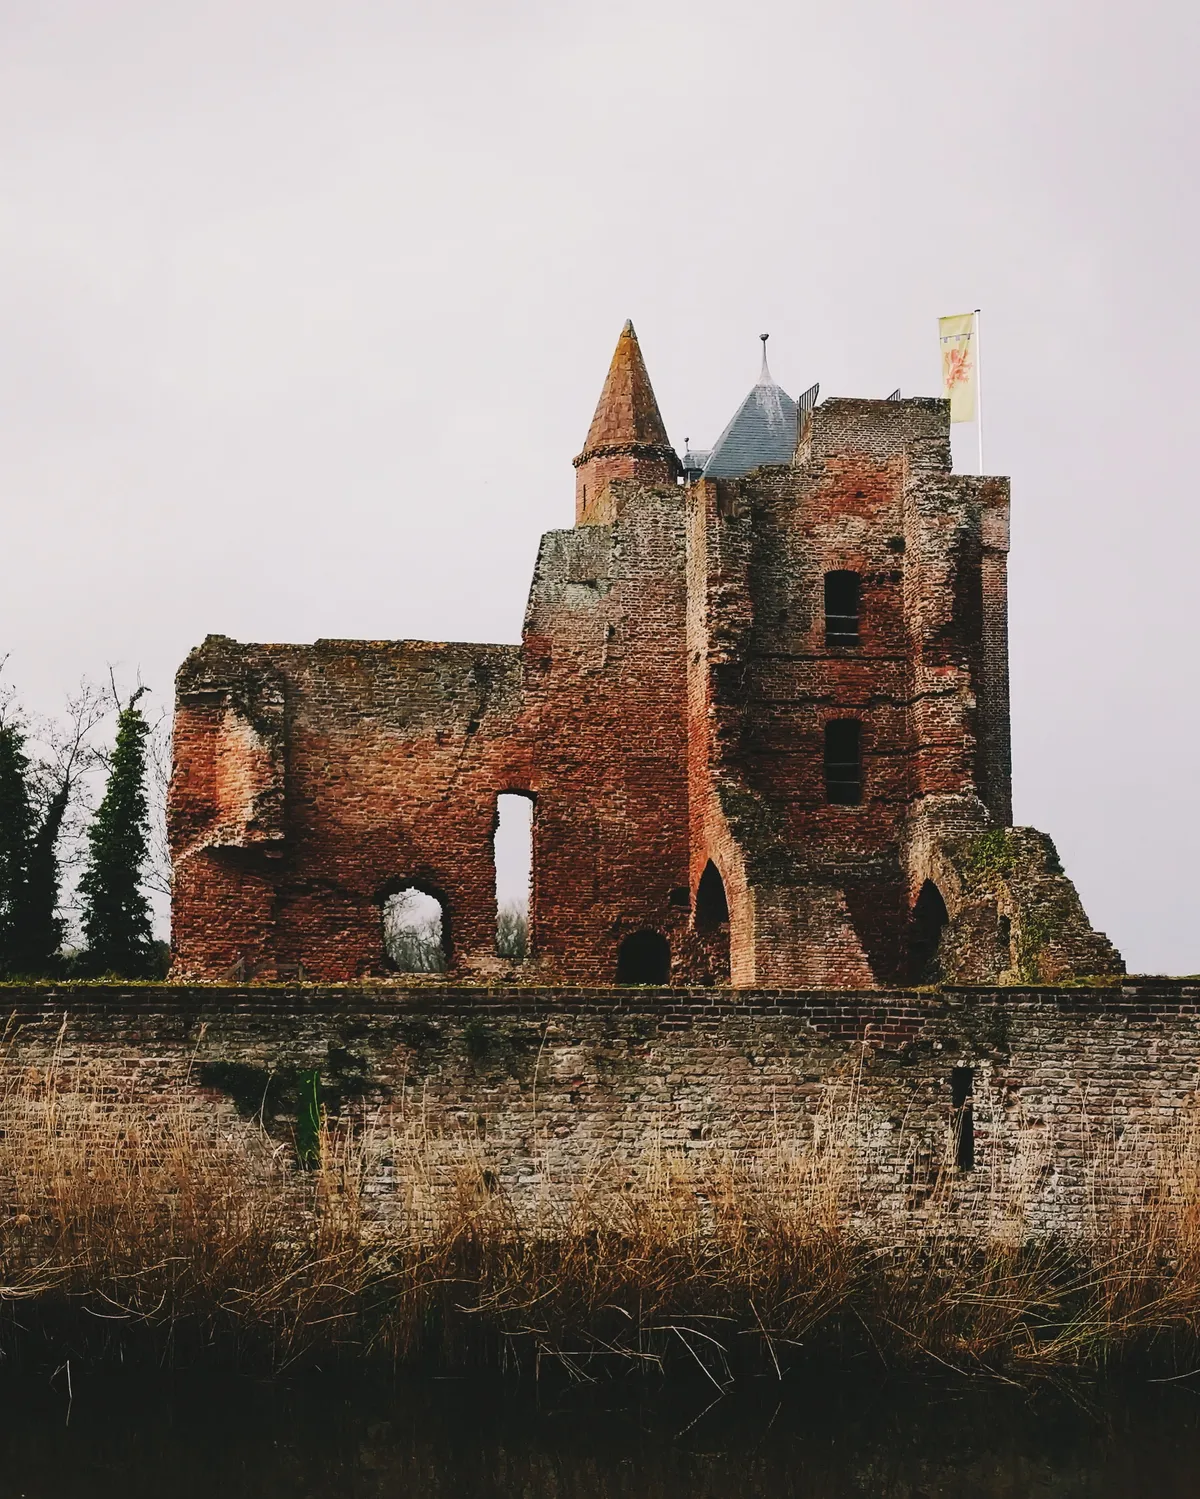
[824,570,861,646]
[824,720,862,805]
[951,1067,975,1171]
[494,793,533,959]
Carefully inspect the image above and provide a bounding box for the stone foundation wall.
[2,981,1196,1237]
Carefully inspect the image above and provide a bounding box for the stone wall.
[4,980,1197,1237]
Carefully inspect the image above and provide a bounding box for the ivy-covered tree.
[78,688,156,978]
[0,719,34,976]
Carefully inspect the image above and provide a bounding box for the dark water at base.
[2,1370,1200,1497]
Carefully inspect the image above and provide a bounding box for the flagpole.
[975,306,984,475]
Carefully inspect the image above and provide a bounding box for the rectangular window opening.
[494,793,533,959]
[824,719,862,805]
[951,1066,975,1171]
[824,570,861,646]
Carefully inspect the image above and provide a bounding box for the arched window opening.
[382,888,447,973]
[824,719,862,805]
[907,880,948,985]
[616,930,670,985]
[824,570,861,646]
[494,793,533,959]
[695,861,729,935]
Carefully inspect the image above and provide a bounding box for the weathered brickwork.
[4,982,1197,1236]
[169,323,1121,987]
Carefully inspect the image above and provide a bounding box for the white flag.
[939,312,978,423]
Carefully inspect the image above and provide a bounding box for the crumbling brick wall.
[169,327,1121,988]
[683,397,1117,986]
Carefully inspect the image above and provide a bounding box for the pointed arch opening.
[694,860,730,934]
[694,860,731,987]
[907,880,948,985]
[616,930,670,985]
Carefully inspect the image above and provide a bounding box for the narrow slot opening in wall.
[382,889,447,973]
[824,570,861,646]
[997,913,1012,967]
[824,719,862,804]
[951,1066,975,1171]
[494,793,533,959]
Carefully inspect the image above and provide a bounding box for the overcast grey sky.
[1,0,1196,971]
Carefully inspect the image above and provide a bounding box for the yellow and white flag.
[938,312,978,423]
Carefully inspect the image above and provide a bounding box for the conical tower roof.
[703,336,799,480]
[576,320,675,462]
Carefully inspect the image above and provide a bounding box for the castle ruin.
[168,323,1121,988]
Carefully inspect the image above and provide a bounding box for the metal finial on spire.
[758,332,773,385]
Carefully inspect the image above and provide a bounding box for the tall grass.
[2,1045,1200,1380]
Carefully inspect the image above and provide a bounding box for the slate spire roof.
[575,320,676,465]
[702,335,800,480]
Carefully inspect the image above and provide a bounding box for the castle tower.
[573,320,681,524]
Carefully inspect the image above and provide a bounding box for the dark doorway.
[824,719,862,804]
[616,930,670,985]
[907,880,948,984]
[694,861,730,934]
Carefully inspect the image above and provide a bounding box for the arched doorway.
[381,887,448,972]
[907,880,948,984]
[616,930,670,985]
[695,861,729,932]
[694,860,731,985]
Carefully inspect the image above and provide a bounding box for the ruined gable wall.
[171,482,703,987]
[171,638,526,981]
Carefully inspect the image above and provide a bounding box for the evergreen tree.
[0,721,34,976]
[13,780,68,974]
[79,689,155,977]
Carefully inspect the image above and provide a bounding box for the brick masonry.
[5,981,1198,1236]
[169,324,1121,989]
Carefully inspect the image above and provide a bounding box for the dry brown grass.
[2,1047,1200,1381]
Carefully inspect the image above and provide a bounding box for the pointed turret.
[573,321,681,524]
